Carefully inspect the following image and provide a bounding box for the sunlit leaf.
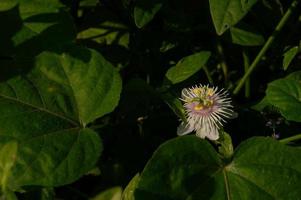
[165,51,211,84]
[0,141,18,191]
[0,46,122,188]
[34,46,122,125]
[77,21,129,48]
[209,0,259,35]
[92,187,122,200]
[283,46,299,71]
[134,0,163,28]
[122,174,140,200]
[0,0,17,11]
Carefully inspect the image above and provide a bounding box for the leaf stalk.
[280,134,301,144]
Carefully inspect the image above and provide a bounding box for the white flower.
[177,84,233,140]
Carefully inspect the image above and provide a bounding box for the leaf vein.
[25,76,46,108]
[0,93,78,126]
[228,171,276,199]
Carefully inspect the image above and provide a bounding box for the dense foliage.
[0,0,301,199]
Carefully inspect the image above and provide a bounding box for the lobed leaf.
[135,136,301,199]
[0,46,122,188]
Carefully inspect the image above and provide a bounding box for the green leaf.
[0,141,18,192]
[209,0,259,35]
[228,137,301,199]
[80,0,99,7]
[40,188,55,200]
[134,0,163,28]
[123,174,140,200]
[135,136,222,200]
[91,187,122,200]
[0,141,18,174]
[286,70,301,81]
[283,46,299,71]
[13,0,63,17]
[266,78,301,122]
[0,191,18,200]
[77,21,129,48]
[34,46,122,125]
[253,71,301,112]
[160,41,177,53]
[165,51,211,84]
[0,0,75,56]
[230,26,265,46]
[135,136,301,199]
[0,46,121,188]
[252,96,270,111]
[0,0,17,11]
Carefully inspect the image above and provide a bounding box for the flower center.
[190,87,215,111]
[193,99,213,111]
[194,104,204,110]
[193,88,203,96]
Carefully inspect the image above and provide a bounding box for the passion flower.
[177,85,233,140]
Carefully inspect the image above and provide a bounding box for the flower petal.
[178,84,233,141]
[196,123,219,140]
[177,123,194,136]
[228,111,238,119]
[205,127,219,140]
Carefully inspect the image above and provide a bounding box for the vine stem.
[217,41,228,83]
[279,134,301,144]
[203,65,214,84]
[223,169,231,200]
[89,124,106,130]
[242,50,250,98]
[233,0,299,95]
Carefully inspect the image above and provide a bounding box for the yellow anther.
[193,88,202,96]
[194,104,204,111]
[206,88,214,96]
